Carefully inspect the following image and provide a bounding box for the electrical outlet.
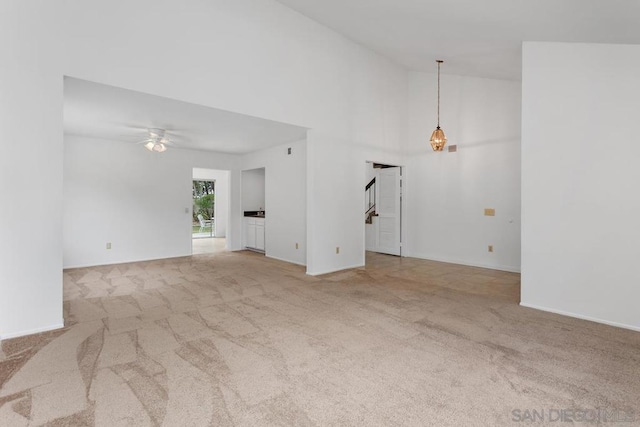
[106,242,112,250]
[295,242,299,249]
[336,246,340,254]
[488,245,493,253]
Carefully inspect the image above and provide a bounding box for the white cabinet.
[246,221,256,248]
[244,217,265,252]
[256,220,265,251]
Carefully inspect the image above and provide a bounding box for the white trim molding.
[0,321,65,341]
[266,254,306,267]
[406,252,521,273]
[520,303,640,332]
[306,263,365,276]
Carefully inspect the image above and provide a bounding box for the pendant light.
[430,60,447,151]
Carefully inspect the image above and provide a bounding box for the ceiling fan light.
[142,129,170,153]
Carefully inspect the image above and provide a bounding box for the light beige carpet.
[0,251,638,426]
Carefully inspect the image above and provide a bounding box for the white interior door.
[375,167,401,256]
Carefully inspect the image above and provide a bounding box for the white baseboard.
[306,263,364,276]
[63,253,192,270]
[405,252,521,273]
[519,302,640,332]
[0,321,65,341]
[265,254,306,267]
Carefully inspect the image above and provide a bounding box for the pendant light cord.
[437,60,441,128]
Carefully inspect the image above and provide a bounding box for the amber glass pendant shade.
[430,60,447,152]
[430,126,447,151]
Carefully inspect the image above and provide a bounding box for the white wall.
[241,168,266,212]
[306,132,405,275]
[60,0,407,146]
[228,169,244,252]
[0,2,64,339]
[521,42,640,331]
[63,136,240,268]
[404,72,522,272]
[243,140,307,266]
[1,0,407,338]
[193,168,230,238]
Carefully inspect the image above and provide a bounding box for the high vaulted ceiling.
[64,78,308,154]
[276,0,640,80]
[63,2,640,150]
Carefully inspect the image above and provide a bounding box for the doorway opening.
[192,168,229,254]
[365,161,402,262]
[241,167,266,254]
[193,180,215,239]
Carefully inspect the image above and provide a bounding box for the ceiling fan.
[139,128,175,152]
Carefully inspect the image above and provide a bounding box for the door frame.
[363,161,404,261]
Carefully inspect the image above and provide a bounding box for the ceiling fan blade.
[108,121,150,131]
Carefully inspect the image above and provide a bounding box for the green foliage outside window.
[193,180,215,221]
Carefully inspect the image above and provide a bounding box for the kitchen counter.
[244,211,265,218]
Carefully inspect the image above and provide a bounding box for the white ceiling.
[64,3,639,145]
[63,78,308,154]
[276,0,640,80]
